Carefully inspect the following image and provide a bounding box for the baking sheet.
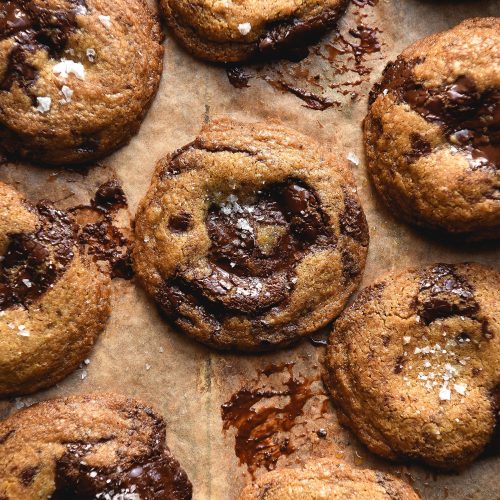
[1,0,499,498]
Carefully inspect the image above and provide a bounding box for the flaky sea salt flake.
[99,15,111,28]
[439,384,451,401]
[60,85,73,103]
[238,22,252,35]
[36,96,51,113]
[53,59,86,80]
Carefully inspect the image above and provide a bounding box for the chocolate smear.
[0,202,75,311]
[221,363,327,476]
[372,58,499,170]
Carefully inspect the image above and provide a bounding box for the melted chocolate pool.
[0,202,75,311]
[371,58,499,170]
[221,363,326,476]
[73,180,134,280]
[159,179,335,323]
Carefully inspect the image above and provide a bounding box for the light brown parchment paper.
[0,1,499,499]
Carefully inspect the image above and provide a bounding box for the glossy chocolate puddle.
[221,363,331,476]
[158,179,335,330]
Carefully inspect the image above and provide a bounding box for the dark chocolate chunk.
[19,466,39,487]
[404,133,432,164]
[339,191,369,245]
[414,264,481,325]
[0,0,87,95]
[371,58,499,170]
[92,179,127,212]
[226,66,251,89]
[159,179,338,325]
[168,213,193,232]
[0,202,75,311]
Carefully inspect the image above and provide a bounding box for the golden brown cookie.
[0,0,163,165]
[134,118,369,351]
[159,0,348,63]
[364,18,500,240]
[0,181,110,396]
[324,263,500,469]
[0,393,192,499]
[238,458,420,499]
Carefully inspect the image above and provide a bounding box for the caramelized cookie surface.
[0,0,163,165]
[364,18,500,239]
[324,263,500,469]
[134,118,368,351]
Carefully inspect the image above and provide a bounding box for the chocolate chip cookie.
[159,0,348,62]
[324,263,500,469]
[0,182,110,396]
[0,0,163,165]
[0,393,192,499]
[238,458,419,499]
[364,18,500,239]
[134,118,369,351]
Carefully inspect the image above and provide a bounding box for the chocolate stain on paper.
[226,0,383,109]
[221,363,331,476]
[70,179,134,280]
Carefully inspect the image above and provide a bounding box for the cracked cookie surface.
[0,393,192,499]
[238,458,419,499]
[324,263,500,469]
[0,0,163,165]
[364,18,500,240]
[159,0,348,63]
[0,181,110,396]
[134,118,368,351]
